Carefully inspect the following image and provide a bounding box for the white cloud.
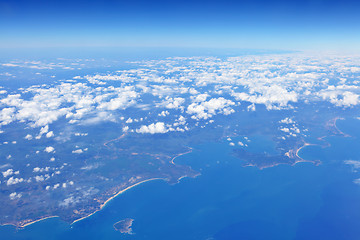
[97,90,138,111]
[44,146,55,153]
[136,122,168,134]
[163,97,185,110]
[191,93,209,103]
[72,149,83,154]
[0,107,16,126]
[280,128,290,133]
[59,196,80,207]
[158,110,169,117]
[46,131,54,138]
[280,118,294,124]
[187,97,235,120]
[7,177,24,185]
[40,125,49,135]
[35,175,45,182]
[247,103,256,112]
[2,169,14,178]
[9,192,22,200]
[319,90,360,107]
[81,163,100,170]
[345,160,360,169]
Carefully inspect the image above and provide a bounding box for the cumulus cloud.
[280,128,290,133]
[24,134,33,140]
[9,192,22,200]
[187,97,235,120]
[0,82,140,128]
[319,90,360,107]
[59,196,80,207]
[247,103,256,112]
[35,175,45,182]
[231,85,298,110]
[1,53,360,136]
[7,177,24,185]
[44,146,55,153]
[136,122,168,134]
[46,131,54,138]
[97,89,138,111]
[33,167,50,173]
[72,149,83,154]
[162,97,185,110]
[2,169,15,178]
[0,107,16,126]
[158,110,169,117]
[280,118,294,124]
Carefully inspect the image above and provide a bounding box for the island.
[113,218,134,234]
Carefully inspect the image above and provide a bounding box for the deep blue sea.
[2,118,360,240]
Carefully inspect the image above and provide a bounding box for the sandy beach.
[4,178,166,229]
[71,178,165,225]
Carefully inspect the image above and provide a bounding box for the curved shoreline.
[325,117,351,138]
[103,133,126,148]
[113,218,134,234]
[294,117,352,165]
[296,142,315,159]
[21,216,59,228]
[2,137,198,229]
[2,177,166,229]
[1,216,60,230]
[170,147,193,165]
[71,177,165,225]
[4,147,198,229]
[294,116,353,165]
[5,120,347,229]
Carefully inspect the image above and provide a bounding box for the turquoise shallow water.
[2,118,360,240]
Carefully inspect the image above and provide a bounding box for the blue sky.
[0,0,359,50]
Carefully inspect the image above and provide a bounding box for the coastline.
[334,117,351,137]
[295,142,313,159]
[294,142,321,166]
[3,177,166,229]
[1,216,59,229]
[5,121,345,229]
[170,147,193,165]
[20,216,59,228]
[245,142,320,170]
[292,116,353,165]
[3,135,196,229]
[71,177,165,225]
[328,117,351,137]
[3,146,198,229]
[113,218,134,234]
[103,133,126,148]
